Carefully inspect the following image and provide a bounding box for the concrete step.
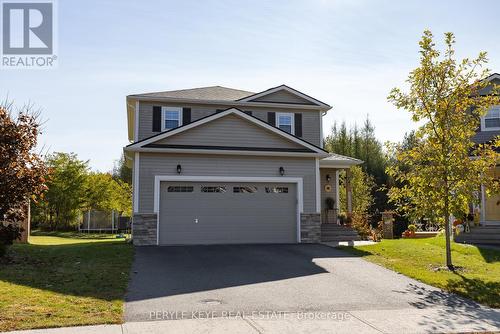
[321,225,357,230]
[320,224,361,242]
[321,232,360,237]
[480,221,500,226]
[455,239,500,245]
[456,234,500,240]
[470,228,500,234]
[321,236,361,242]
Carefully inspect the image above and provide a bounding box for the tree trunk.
[444,197,453,270]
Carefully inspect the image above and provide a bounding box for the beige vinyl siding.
[137,153,317,213]
[250,90,315,105]
[320,168,339,223]
[137,102,322,146]
[154,114,305,149]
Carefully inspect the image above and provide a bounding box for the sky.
[2,0,500,171]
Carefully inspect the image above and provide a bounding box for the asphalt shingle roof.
[130,86,255,101]
[472,130,499,144]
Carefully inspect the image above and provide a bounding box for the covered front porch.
[319,154,363,225]
[479,166,500,225]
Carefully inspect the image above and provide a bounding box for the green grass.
[341,237,500,307]
[0,232,134,332]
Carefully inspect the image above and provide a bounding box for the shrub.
[325,197,335,210]
[351,212,371,239]
[407,224,417,232]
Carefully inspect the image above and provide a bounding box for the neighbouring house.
[474,73,500,224]
[457,73,500,245]
[123,85,362,246]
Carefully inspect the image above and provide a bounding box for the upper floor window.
[276,112,294,134]
[482,106,500,131]
[162,106,182,130]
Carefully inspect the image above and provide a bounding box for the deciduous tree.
[387,30,499,269]
[0,102,47,253]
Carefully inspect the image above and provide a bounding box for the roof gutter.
[126,95,332,112]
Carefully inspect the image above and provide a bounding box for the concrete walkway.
[4,307,500,334]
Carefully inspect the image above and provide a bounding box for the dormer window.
[162,106,183,130]
[276,112,294,134]
[482,106,500,131]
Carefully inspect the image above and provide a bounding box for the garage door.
[159,182,297,245]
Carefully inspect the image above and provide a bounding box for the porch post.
[480,184,486,222]
[346,169,352,214]
[335,169,340,212]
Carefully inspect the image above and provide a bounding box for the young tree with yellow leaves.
[387,30,499,269]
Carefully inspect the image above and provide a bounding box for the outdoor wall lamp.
[279,166,285,176]
[326,174,331,182]
[176,164,182,174]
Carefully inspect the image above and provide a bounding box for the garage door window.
[233,186,258,193]
[265,186,289,193]
[167,186,194,192]
[201,186,226,193]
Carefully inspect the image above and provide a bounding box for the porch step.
[480,221,500,226]
[321,224,361,242]
[454,225,500,245]
[455,239,500,245]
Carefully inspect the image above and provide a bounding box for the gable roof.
[237,84,331,107]
[125,108,329,157]
[472,130,499,145]
[320,153,363,168]
[484,73,500,82]
[130,86,255,101]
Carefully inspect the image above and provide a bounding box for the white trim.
[127,95,331,111]
[133,152,140,213]
[134,101,139,142]
[276,112,295,135]
[153,175,304,244]
[480,106,500,131]
[161,106,183,131]
[480,184,486,222]
[335,170,340,211]
[126,108,328,155]
[319,111,324,148]
[485,73,500,82]
[238,85,330,107]
[315,158,321,213]
[125,147,326,157]
[320,164,359,169]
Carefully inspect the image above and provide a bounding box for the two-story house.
[124,85,361,246]
[474,73,500,224]
[456,73,500,245]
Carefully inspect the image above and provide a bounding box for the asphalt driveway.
[125,244,488,324]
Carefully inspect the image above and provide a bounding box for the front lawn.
[341,237,500,307]
[0,232,134,332]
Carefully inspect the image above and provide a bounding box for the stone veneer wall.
[300,213,321,243]
[134,213,321,245]
[133,213,157,246]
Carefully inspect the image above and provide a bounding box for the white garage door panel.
[159,182,297,245]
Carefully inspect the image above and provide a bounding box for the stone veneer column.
[300,213,321,243]
[132,213,158,246]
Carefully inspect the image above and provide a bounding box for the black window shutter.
[294,113,303,137]
[182,107,191,125]
[268,112,276,126]
[152,106,161,132]
[243,110,252,116]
